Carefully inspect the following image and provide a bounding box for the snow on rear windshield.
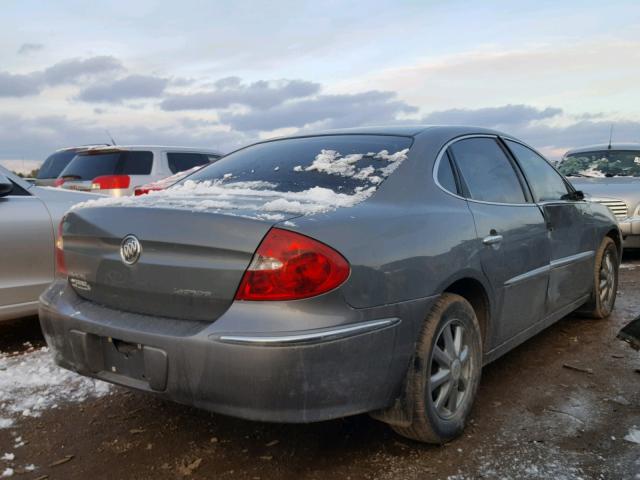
[189,134,412,194]
[72,135,411,219]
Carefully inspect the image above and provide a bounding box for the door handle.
[483,234,503,246]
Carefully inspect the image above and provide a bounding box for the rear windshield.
[188,135,413,195]
[559,150,640,177]
[59,151,153,180]
[37,150,78,179]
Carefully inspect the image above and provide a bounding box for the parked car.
[40,126,620,443]
[0,165,99,321]
[558,143,640,248]
[618,315,640,351]
[35,145,109,186]
[133,165,206,196]
[56,146,223,196]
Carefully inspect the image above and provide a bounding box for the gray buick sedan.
[40,126,620,443]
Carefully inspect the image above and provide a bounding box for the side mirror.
[0,174,13,197]
[561,190,584,201]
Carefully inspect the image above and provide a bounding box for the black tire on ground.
[579,236,619,319]
[391,293,482,444]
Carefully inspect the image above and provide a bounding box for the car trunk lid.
[62,205,291,321]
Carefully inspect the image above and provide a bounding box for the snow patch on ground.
[70,149,408,218]
[445,442,592,480]
[0,419,13,429]
[0,347,110,428]
[625,427,640,444]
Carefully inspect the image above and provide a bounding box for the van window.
[59,151,153,180]
[167,153,210,174]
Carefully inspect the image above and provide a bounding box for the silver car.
[0,166,97,321]
[558,143,640,248]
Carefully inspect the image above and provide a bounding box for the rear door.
[504,140,595,313]
[0,181,53,316]
[448,136,551,347]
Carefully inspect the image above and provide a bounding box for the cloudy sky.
[2,0,639,172]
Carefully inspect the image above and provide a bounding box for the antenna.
[105,130,117,146]
[608,124,614,150]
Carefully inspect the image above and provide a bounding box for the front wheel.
[392,293,482,444]
[579,237,619,319]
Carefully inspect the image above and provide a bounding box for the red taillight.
[134,186,160,196]
[235,228,350,301]
[91,175,130,190]
[54,178,66,187]
[55,220,67,278]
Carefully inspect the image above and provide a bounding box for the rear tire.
[579,237,618,319]
[392,293,482,444]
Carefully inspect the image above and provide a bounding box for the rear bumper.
[620,216,640,248]
[39,281,433,423]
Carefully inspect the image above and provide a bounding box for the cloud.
[412,103,640,158]
[17,43,44,55]
[43,56,124,85]
[0,114,249,166]
[360,40,640,116]
[0,72,42,97]
[0,56,126,98]
[421,104,562,127]
[77,75,169,103]
[160,78,320,111]
[220,90,418,132]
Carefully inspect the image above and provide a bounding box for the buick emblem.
[120,235,142,265]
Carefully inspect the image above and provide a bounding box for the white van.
[56,145,223,196]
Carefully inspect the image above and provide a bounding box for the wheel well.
[444,278,490,347]
[606,229,622,258]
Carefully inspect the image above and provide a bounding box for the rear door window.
[505,140,570,202]
[167,153,210,173]
[59,151,152,180]
[437,151,458,194]
[120,151,153,175]
[449,137,526,204]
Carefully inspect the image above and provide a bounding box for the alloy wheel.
[599,249,615,308]
[428,319,476,419]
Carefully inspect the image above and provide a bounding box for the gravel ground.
[1,253,639,480]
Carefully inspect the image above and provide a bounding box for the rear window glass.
[188,135,413,195]
[59,151,153,180]
[167,152,210,173]
[37,150,78,179]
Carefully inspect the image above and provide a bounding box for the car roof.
[259,125,507,141]
[78,145,224,155]
[564,143,640,156]
[52,144,110,153]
